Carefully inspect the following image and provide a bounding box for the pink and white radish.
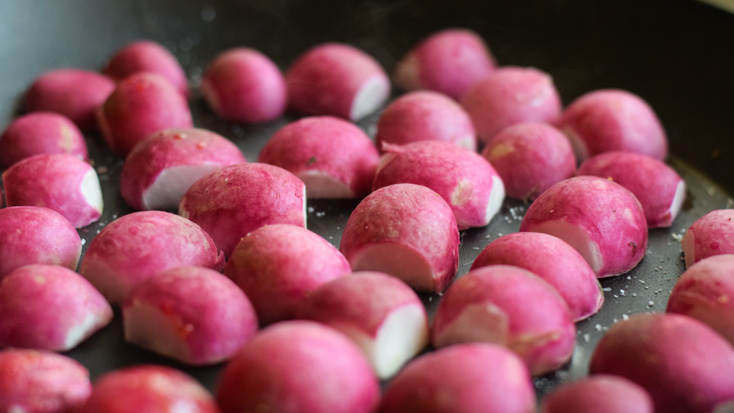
[460,66,562,144]
[0,206,81,279]
[24,69,116,131]
[481,122,576,201]
[0,265,112,351]
[286,43,390,121]
[378,343,536,413]
[0,349,92,413]
[103,40,189,97]
[201,48,287,123]
[541,375,654,413]
[372,140,505,229]
[339,183,460,293]
[578,151,685,228]
[217,321,380,413]
[0,112,87,169]
[3,154,103,228]
[179,163,306,258]
[97,72,193,155]
[298,271,428,379]
[559,89,668,161]
[120,127,246,211]
[224,224,350,324]
[590,313,734,413]
[258,116,379,198]
[681,209,734,268]
[79,211,224,304]
[471,232,603,321]
[374,90,477,152]
[520,176,648,277]
[393,29,497,100]
[432,265,575,376]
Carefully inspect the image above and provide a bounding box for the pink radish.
[681,209,734,268]
[541,375,654,413]
[0,112,87,169]
[103,40,189,97]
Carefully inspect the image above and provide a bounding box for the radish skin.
[0,112,87,169]
[104,40,189,97]
[541,375,654,413]
[681,209,734,268]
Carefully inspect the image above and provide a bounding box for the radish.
[179,163,307,258]
[120,128,246,211]
[481,122,576,201]
[374,91,477,152]
[0,265,113,351]
[286,43,390,121]
[589,313,734,413]
[0,349,92,413]
[541,375,654,413]
[103,40,189,97]
[393,29,497,100]
[681,209,734,268]
[372,140,505,229]
[0,112,87,169]
[0,206,81,279]
[559,89,668,161]
[217,321,380,413]
[378,343,536,413]
[258,116,379,199]
[578,151,685,228]
[201,48,287,123]
[3,154,103,228]
[471,232,603,322]
[298,271,429,379]
[520,176,648,277]
[79,211,224,304]
[432,265,575,376]
[460,66,562,144]
[224,224,350,324]
[339,183,460,293]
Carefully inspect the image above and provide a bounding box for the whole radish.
[0,112,87,169]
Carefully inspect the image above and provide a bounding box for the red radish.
[123,266,258,365]
[224,224,350,324]
[298,271,429,379]
[589,313,734,413]
[681,209,734,268]
[0,112,87,169]
[103,40,189,97]
[79,211,224,304]
[120,128,246,211]
[24,69,116,130]
[481,122,576,201]
[393,29,497,100]
[374,91,477,152]
[520,176,648,277]
[0,349,92,413]
[79,365,219,413]
[97,72,193,155]
[3,154,103,228]
[372,140,505,229]
[286,43,390,121]
[578,151,685,228]
[217,321,380,413]
[460,66,562,144]
[471,232,603,321]
[339,184,460,293]
[258,116,379,199]
[0,206,81,279]
[179,163,306,258]
[559,89,668,161]
[201,48,287,123]
[432,265,575,376]
[0,265,112,351]
[378,343,536,413]
[541,375,654,413]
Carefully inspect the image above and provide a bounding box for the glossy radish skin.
[0,265,113,351]
[471,232,603,322]
[0,112,87,169]
[224,224,350,325]
[578,151,685,228]
[120,128,246,211]
[103,40,189,97]
[340,184,460,293]
[681,209,734,268]
[258,116,379,198]
[541,375,654,413]
[520,176,648,277]
[372,140,505,229]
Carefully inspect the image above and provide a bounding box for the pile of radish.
[1,25,733,413]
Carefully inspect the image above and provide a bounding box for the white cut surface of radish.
[349,244,434,291]
[529,221,603,274]
[143,164,222,210]
[123,301,193,362]
[485,175,506,224]
[81,168,103,214]
[434,302,509,348]
[350,75,390,121]
[297,170,355,199]
[372,304,429,378]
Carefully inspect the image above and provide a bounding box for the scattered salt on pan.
[315,211,326,217]
[583,334,591,343]
[648,301,654,307]
[602,287,611,292]
[620,289,625,296]
[307,206,315,213]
